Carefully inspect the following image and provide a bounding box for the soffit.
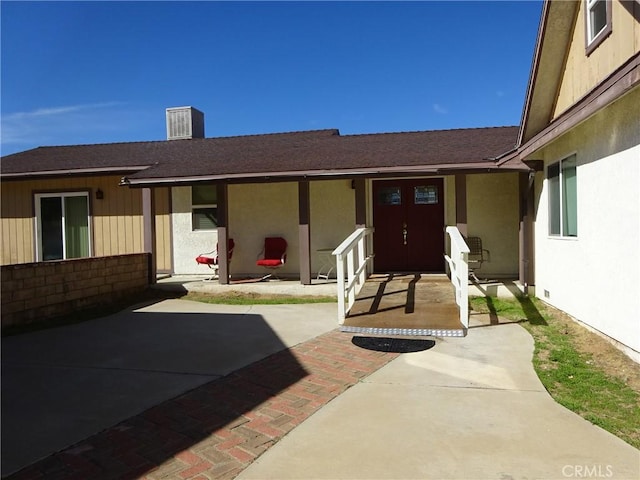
[519,0,580,145]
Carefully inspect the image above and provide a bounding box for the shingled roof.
[1,126,524,184]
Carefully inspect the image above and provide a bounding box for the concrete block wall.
[1,253,150,330]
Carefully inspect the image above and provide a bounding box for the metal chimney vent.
[166,106,205,140]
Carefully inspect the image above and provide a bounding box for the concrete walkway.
[3,300,639,479]
[238,315,640,480]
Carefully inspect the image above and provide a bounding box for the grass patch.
[184,291,336,305]
[470,295,640,449]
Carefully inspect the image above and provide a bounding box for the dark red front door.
[373,178,445,272]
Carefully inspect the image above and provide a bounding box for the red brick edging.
[8,330,399,480]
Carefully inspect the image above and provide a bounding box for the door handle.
[402,222,408,245]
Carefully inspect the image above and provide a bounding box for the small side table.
[316,248,335,281]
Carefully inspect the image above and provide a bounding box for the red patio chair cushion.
[256,258,284,267]
[196,255,217,265]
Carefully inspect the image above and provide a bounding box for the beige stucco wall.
[176,180,356,277]
[228,182,300,277]
[309,179,357,269]
[0,176,171,271]
[465,172,521,277]
[531,87,640,358]
[445,176,456,227]
[553,0,640,118]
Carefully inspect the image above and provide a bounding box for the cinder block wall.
[1,253,150,330]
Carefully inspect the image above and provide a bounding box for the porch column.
[142,188,157,284]
[216,183,230,285]
[354,178,367,229]
[519,171,535,293]
[298,180,312,285]
[455,174,468,237]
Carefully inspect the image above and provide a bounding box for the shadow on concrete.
[352,336,436,353]
[1,302,307,478]
[1,288,188,338]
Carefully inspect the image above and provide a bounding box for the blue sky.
[1,1,542,156]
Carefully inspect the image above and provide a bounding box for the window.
[192,185,217,230]
[414,185,438,205]
[35,192,91,261]
[585,0,611,54]
[377,187,402,205]
[548,155,577,237]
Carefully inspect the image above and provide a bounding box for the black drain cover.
[351,336,435,353]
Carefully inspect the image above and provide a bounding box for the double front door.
[373,178,445,272]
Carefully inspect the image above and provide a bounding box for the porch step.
[341,325,466,337]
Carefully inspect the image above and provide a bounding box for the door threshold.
[340,325,466,338]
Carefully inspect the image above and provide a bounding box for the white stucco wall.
[171,186,220,275]
[172,180,356,277]
[533,89,640,358]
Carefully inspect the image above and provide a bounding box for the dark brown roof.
[1,126,522,183]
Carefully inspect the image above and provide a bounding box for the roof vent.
[166,106,205,140]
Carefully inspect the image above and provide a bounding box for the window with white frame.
[35,192,91,261]
[548,154,577,237]
[585,0,611,53]
[191,185,217,230]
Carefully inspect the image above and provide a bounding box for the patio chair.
[466,236,490,283]
[195,238,235,281]
[256,237,287,280]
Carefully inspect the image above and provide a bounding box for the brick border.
[7,330,399,480]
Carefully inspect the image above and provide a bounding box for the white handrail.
[444,226,470,329]
[333,227,375,323]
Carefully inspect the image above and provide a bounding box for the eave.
[121,160,528,188]
[517,51,640,160]
[1,166,150,181]
[518,0,580,146]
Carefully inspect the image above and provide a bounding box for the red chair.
[256,237,287,279]
[196,238,235,281]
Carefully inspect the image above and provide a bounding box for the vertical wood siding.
[154,187,172,272]
[1,176,171,271]
[553,0,640,118]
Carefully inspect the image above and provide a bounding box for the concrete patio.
[3,293,638,479]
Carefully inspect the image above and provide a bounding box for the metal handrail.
[444,226,470,329]
[332,227,375,323]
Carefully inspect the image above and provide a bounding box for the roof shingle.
[1,126,521,182]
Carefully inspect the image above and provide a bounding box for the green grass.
[470,295,640,449]
[184,291,337,305]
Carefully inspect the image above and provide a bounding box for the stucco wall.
[532,88,640,358]
[171,186,218,275]
[173,180,356,277]
[466,172,520,277]
[309,179,357,273]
